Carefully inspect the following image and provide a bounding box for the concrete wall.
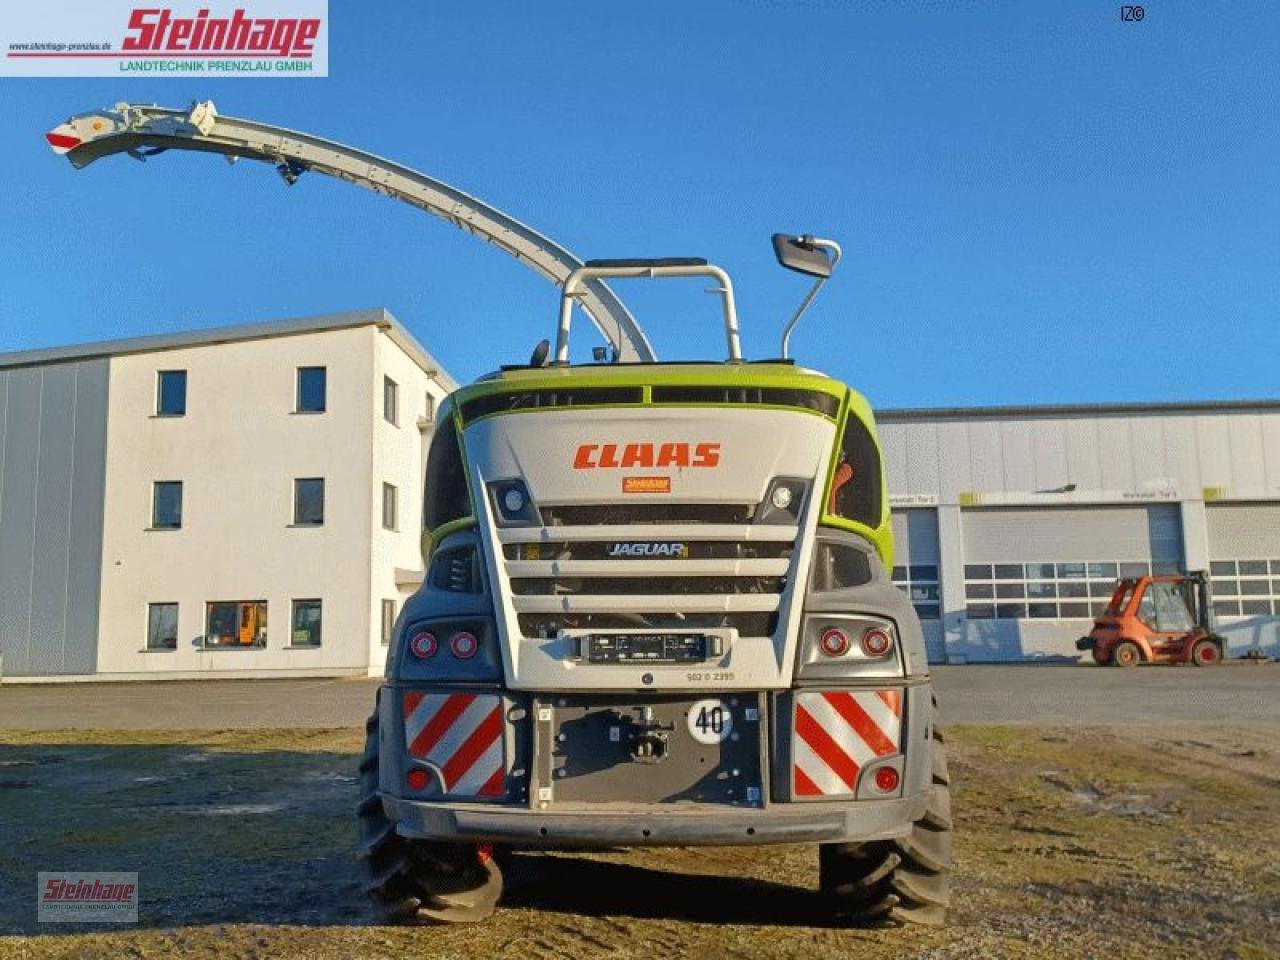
[0,360,109,677]
[95,327,377,678]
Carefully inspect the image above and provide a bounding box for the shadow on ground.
[502,853,837,927]
[0,732,839,937]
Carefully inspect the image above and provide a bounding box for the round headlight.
[770,485,794,511]
[503,487,526,513]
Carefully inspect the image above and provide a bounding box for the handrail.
[555,259,740,364]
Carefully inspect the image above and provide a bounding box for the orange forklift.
[1077,571,1226,667]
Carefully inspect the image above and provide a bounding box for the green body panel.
[429,363,895,567]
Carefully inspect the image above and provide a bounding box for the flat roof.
[0,309,460,392]
[878,398,1280,422]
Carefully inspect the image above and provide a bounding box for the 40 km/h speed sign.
[686,699,734,745]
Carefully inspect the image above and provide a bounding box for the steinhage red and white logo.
[38,872,139,923]
[123,7,321,59]
[1,1,329,77]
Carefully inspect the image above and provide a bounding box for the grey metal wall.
[0,361,109,676]
[880,410,1280,503]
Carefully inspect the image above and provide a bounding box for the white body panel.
[462,407,838,690]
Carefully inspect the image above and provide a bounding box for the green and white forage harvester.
[42,100,950,926]
[361,239,952,924]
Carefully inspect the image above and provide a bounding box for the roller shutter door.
[958,505,1183,661]
[1206,503,1280,632]
[889,509,943,662]
[962,506,1182,567]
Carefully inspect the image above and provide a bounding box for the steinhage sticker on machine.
[1,0,328,77]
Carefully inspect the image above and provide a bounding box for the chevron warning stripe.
[402,692,508,798]
[793,689,903,798]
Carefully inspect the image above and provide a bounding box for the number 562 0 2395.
[686,671,735,683]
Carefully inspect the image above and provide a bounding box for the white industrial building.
[880,402,1280,663]
[0,311,1276,680]
[0,310,454,681]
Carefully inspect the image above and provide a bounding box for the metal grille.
[498,504,800,642]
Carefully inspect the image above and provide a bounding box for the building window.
[423,391,436,424]
[291,599,322,647]
[381,599,397,645]
[294,478,325,526]
[382,482,398,530]
[891,564,940,620]
[963,561,1179,620]
[204,601,268,649]
[146,603,178,650]
[296,366,327,413]
[152,481,183,529]
[156,370,187,416]
[384,376,399,426]
[1209,559,1280,617]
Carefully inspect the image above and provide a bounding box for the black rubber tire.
[357,704,504,923]
[819,699,952,926]
[1190,638,1222,666]
[1113,641,1141,668]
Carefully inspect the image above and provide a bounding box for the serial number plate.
[585,633,712,664]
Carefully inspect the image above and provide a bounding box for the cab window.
[826,413,882,529]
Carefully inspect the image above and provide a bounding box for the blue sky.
[0,2,1276,408]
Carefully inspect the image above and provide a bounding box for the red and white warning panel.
[402,692,509,799]
[792,689,903,798]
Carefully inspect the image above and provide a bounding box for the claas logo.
[574,442,721,469]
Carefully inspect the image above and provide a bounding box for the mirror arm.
[779,236,842,359]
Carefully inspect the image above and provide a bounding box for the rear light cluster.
[409,629,480,661]
[817,625,895,659]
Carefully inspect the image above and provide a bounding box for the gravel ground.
[0,663,1275,730]
[0,725,1276,959]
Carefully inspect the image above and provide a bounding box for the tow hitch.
[626,706,674,763]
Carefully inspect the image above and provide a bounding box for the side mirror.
[772,233,834,278]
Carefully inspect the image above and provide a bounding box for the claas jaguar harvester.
[40,102,948,926]
[360,238,952,926]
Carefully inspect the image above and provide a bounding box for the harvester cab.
[1077,570,1225,667]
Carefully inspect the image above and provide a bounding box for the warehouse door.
[959,505,1183,660]
[1206,503,1280,656]
[890,509,943,662]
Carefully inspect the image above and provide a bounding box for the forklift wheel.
[1113,641,1141,668]
[1191,639,1222,666]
